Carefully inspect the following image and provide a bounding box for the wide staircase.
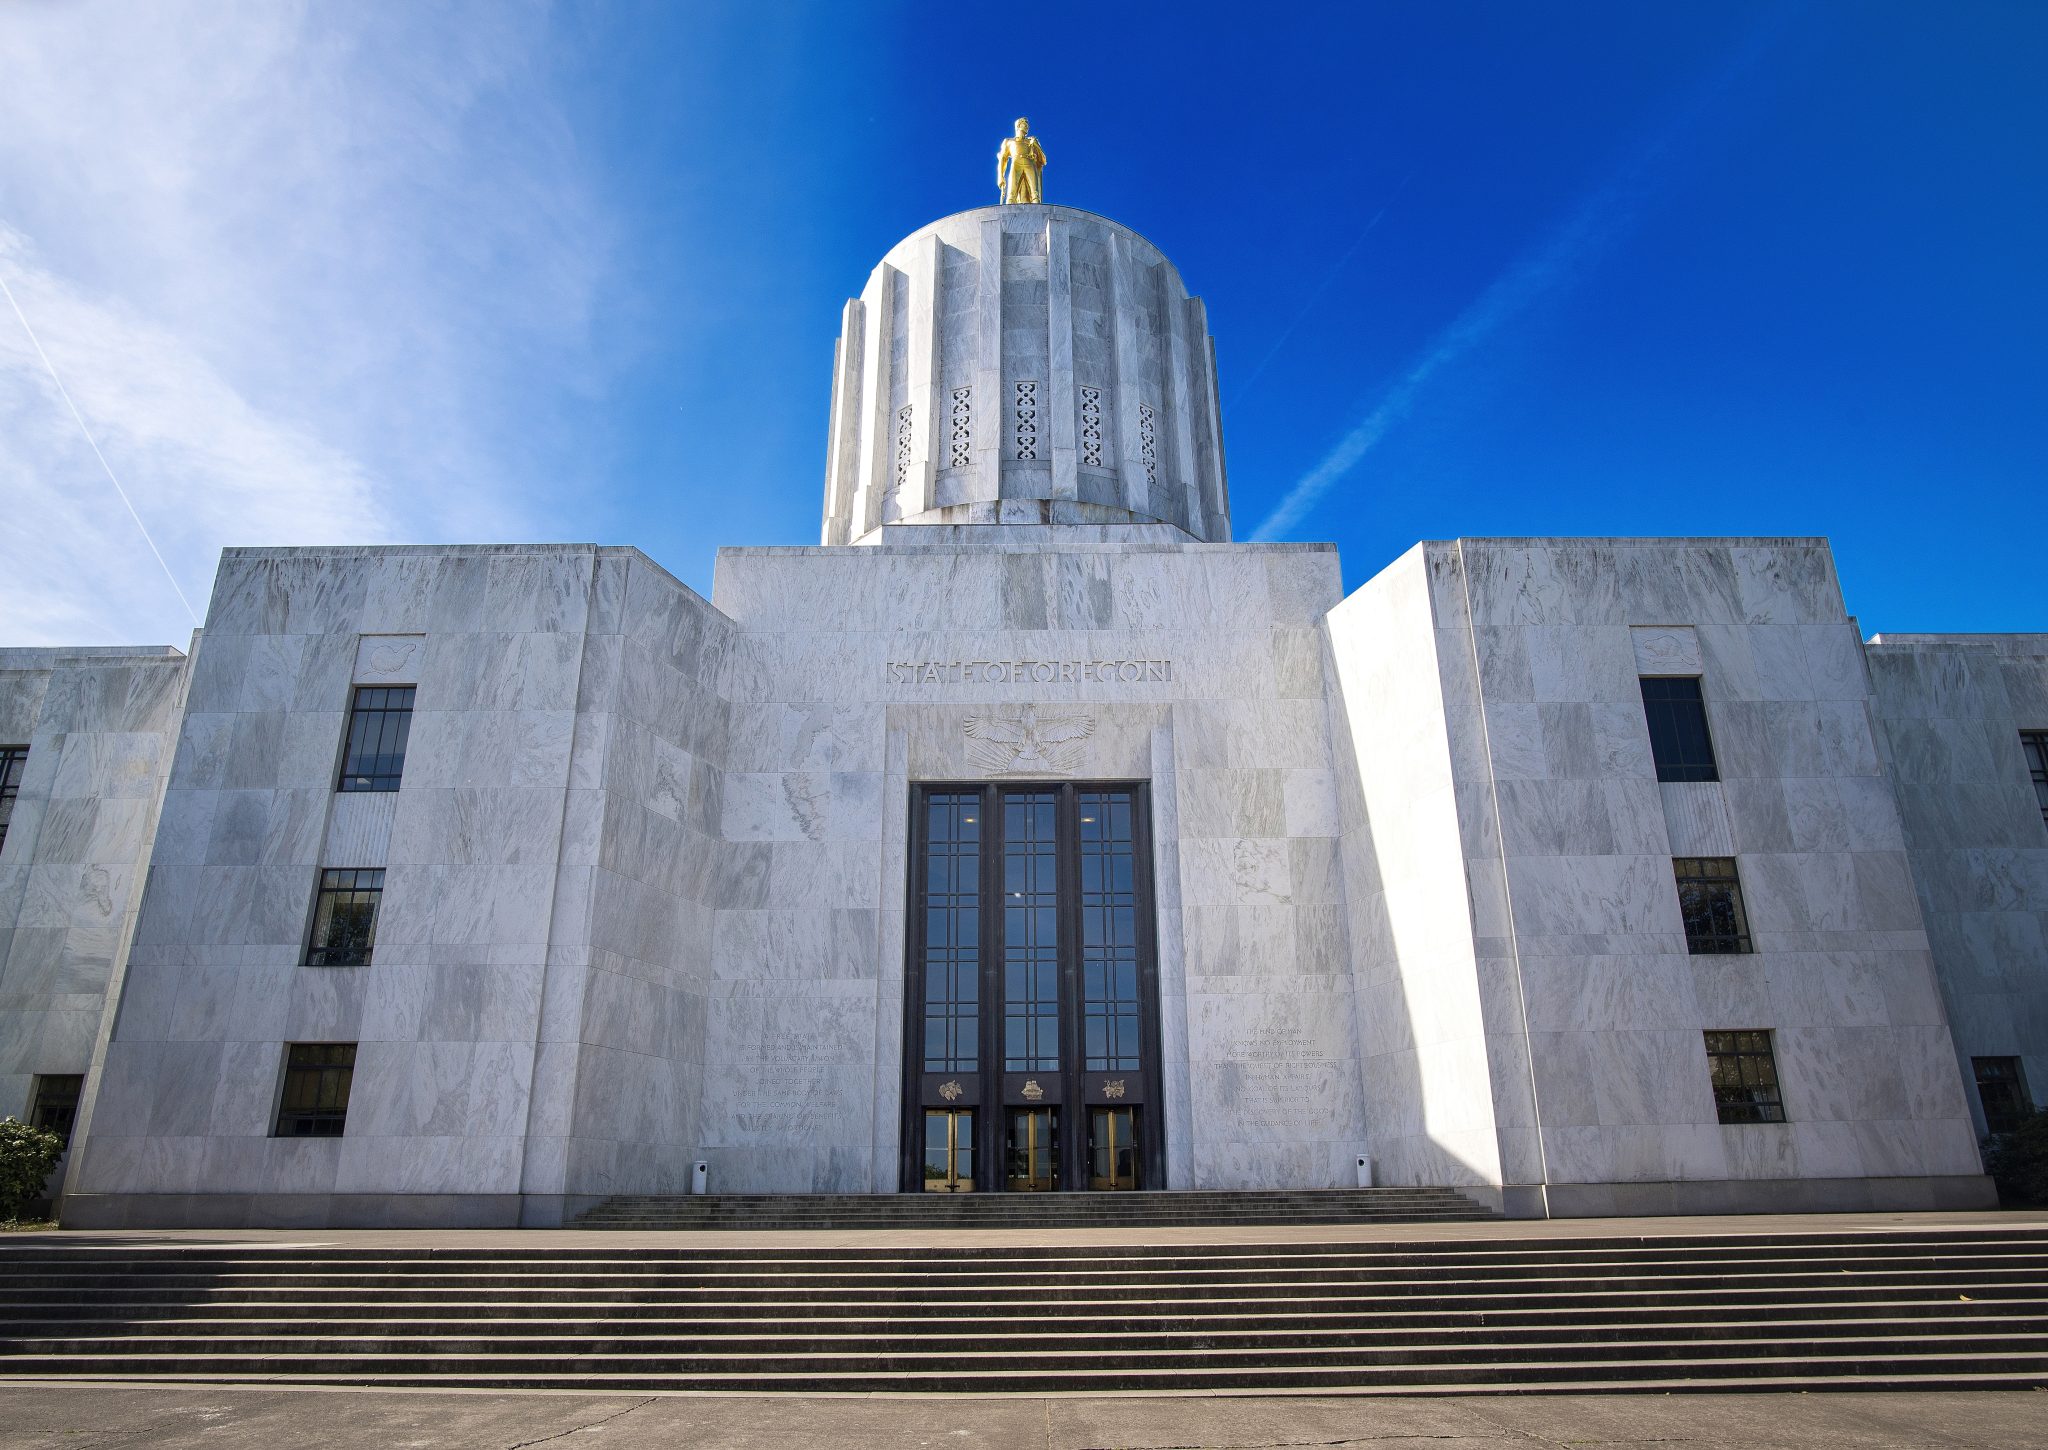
[1,1226,2046,1393]
[575,1187,1497,1229]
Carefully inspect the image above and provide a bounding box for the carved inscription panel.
[885,658,1172,685]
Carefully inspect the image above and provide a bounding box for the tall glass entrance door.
[1088,1107,1140,1190]
[1005,1108,1059,1191]
[904,783,1163,1193]
[922,1109,975,1192]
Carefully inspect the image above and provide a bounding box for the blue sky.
[2,1,2043,644]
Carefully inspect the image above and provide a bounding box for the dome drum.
[820,205,1231,546]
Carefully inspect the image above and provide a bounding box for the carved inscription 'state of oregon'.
[885,658,1173,685]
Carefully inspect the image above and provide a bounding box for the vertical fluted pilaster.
[1046,219,1079,507]
[972,215,1004,507]
[849,264,897,541]
[820,299,864,544]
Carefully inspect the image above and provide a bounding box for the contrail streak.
[1250,179,1633,542]
[1227,171,1414,414]
[1250,12,1788,543]
[0,266,201,626]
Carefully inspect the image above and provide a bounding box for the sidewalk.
[0,1383,2040,1448]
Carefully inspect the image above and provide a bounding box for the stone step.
[11,1288,2047,1324]
[3,1228,2043,1394]
[1,1226,2032,1261]
[3,1341,2046,1393]
[13,1307,2045,1352]
[3,1252,2039,1288]
[571,1186,1502,1229]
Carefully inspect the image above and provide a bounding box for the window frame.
[1972,1055,2033,1136]
[1639,676,1720,784]
[1703,1029,1787,1125]
[0,744,27,855]
[1674,856,1754,955]
[273,1043,357,1138]
[304,867,386,967]
[336,686,416,793]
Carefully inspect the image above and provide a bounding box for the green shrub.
[0,1118,64,1220]
[1985,1109,2048,1207]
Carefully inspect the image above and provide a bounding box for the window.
[1640,677,1718,783]
[1002,791,1060,1073]
[305,869,385,966]
[1079,791,1142,1071]
[0,744,26,854]
[1674,857,1753,954]
[921,793,980,1074]
[274,1043,356,1137]
[1973,1057,2033,1136]
[2023,732,2048,830]
[337,686,414,792]
[1704,1030,1786,1124]
[29,1074,83,1149]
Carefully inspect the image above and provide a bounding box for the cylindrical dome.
[820,205,1231,545]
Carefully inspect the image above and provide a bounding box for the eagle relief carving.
[962,709,1096,776]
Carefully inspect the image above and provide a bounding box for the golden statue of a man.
[996,117,1047,204]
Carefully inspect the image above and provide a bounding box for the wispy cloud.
[1250,18,1784,543]
[0,1,611,644]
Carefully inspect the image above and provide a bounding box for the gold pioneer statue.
[996,117,1047,204]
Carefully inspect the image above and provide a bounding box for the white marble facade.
[0,646,188,1204]
[7,205,2038,1227]
[1866,634,2048,1144]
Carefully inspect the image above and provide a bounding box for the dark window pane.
[1703,1030,1786,1124]
[29,1073,83,1148]
[1001,791,1060,1072]
[1080,789,1143,1071]
[275,1042,356,1137]
[920,793,980,1073]
[1641,677,1719,783]
[338,686,415,792]
[2023,732,2048,830]
[0,745,27,856]
[306,867,385,966]
[1674,857,1753,954]
[1973,1056,2033,1136]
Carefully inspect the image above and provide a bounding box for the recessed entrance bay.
[905,782,1162,1192]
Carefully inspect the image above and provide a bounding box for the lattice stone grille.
[1079,386,1103,468]
[1014,381,1040,461]
[893,404,914,492]
[949,387,972,471]
[1138,401,1157,487]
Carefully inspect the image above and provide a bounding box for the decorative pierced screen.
[1079,386,1103,468]
[1014,381,1039,460]
[1137,401,1157,487]
[949,387,972,471]
[893,404,914,493]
